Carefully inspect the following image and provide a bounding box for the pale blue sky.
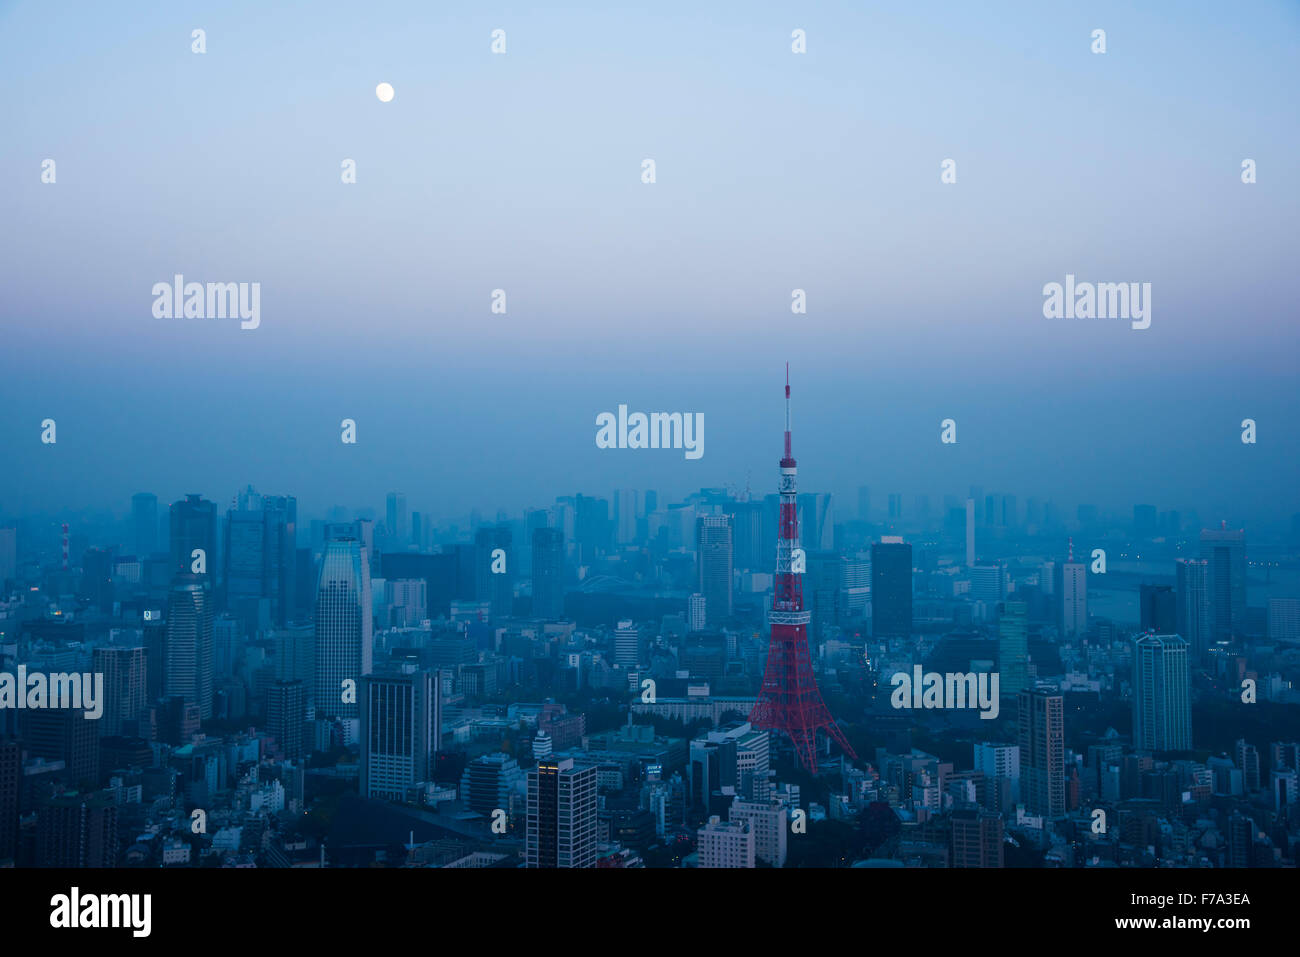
[1,0,1297,523]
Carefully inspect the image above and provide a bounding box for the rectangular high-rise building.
[223,487,297,630]
[314,538,373,720]
[1055,557,1087,638]
[696,515,734,627]
[1132,634,1192,752]
[1139,584,1177,635]
[386,492,408,548]
[526,758,597,868]
[267,679,307,761]
[1200,527,1246,643]
[92,646,147,738]
[613,620,642,668]
[951,808,1004,868]
[997,601,1028,698]
[131,492,159,557]
[360,667,441,800]
[531,528,565,619]
[870,538,912,638]
[0,738,19,863]
[1018,689,1064,819]
[165,574,215,720]
[965,498,975,566]
[697,815,754,868]
[1175,559,1212,660]
[474,525,513,620]
[729,798,787,867]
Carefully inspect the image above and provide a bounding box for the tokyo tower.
[748,365,857,773]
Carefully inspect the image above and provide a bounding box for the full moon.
[375,82,395,103]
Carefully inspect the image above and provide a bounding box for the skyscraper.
[613,620,642,668]
[531,527,564,619]
[1200,526,1247,643]
[951,808,1004,868]
[0,738,17,863]
[474,525,513,620]
[614,488,638,545]
[386,492,408,548]
[1055,544,1087,638]
[169,494,217,580]
[965,497,975,566]
[526,757,597,868]
[360,666,441,800]
[92,646,147,738]
[165,573,215,720]
[997,601,1028,698]
[871,537,912,638]
[314,538,373,720]
[131,492,158,556]
[1139,584,1177,635]
[1018,689,1064,819]
[224,486,297,630]
[267,679,307,761]
[696,514,734,626]
[1132,634,1192,752]
[1175,559,1212,661]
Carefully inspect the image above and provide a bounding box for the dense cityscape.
[2,379,1298,872]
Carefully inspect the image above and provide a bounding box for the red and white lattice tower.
[748,366,857,773]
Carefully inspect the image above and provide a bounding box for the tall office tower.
[857,485,871,522]
[1133,504,1158,537]
[1132,634,1192,752]
[728,798,787,867]
[1139,584,1177,634]
[798,493,834,551]
[951,808,1004,868]
[23,706,100,789]
[696,514,734,627]
[267,680,307,761]
[526,757,597,868]
[460,752,525,816]
[965,498,976,566]
[749,369,857,773]
[531,527,565,619]
[224,487,297,630]
[838,552,871,621]
[888,493,902,521]
[360,666,441,800]
[974,741,1021,814]
[697,816,755,868]
[997,601,1029,698]
[385,492,408,548]
[165,573,215,720]
[613,620,642,668]
[1054,543,1087,638]
[1018,689,1065,819]
[574,494,612,564]
[1175,558,1212,660]
[1200,525,1247,643]
[36,793,118,867]
[614,488,638,545]
[725,501,765,570]
[643,489,658,515]
[687,593,707,633]
[806,551,840,642]
[0,526,15,585]
[169,494,217,579]
[1269,769,1297,814]
[92,646,147,738]
[970,563,1007,602]
[0,738,17,862]
[870,537,912,638]
[272,623,316,700]
[1268,598,1300,640]
[131,492,159,556]
[1235,739,1261,792]
[474,525,513,620]
[313,538,373,720]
